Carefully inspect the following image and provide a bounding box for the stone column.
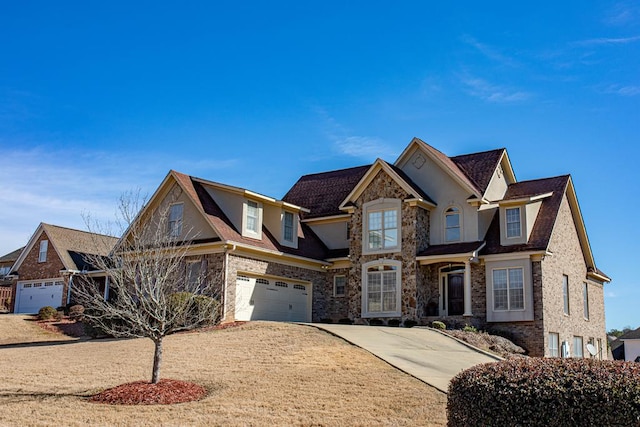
[464,260,472,316]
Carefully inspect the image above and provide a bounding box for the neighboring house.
[0,247,23,311]
[9,223,118,314]
[129,137,610,358]
[616,327,640,362]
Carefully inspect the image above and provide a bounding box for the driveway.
[309,324,500,393]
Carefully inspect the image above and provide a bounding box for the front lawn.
[0,321,446,426]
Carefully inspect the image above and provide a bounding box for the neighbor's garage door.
[15,281,64,314]
[235,275,310,322]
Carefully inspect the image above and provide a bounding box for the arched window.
[445,207,461,242]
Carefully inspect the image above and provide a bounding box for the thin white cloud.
[460,35,519,67]
[573,35,640,46]
[315,107,395,160]
[600,84,640,96]
[459,74,531,103]
[604,2,640,26]
[0,147,238,255]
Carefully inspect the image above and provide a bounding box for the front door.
[447,273,464,316]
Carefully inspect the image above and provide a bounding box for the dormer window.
[242,200,262,238]
[283,211,294,242]
[506,207,521,238]
[445,207,461,242]
[168,203,183,237]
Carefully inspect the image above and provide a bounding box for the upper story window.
[492,267,524,311]
[38,240,48,263]
[505,207,521,238]
[562,275,570,315]
[363,199,401,254]
[283,211,294,242]
[168,203,184,237]
[583,282,589,320]
[445,207,461,242]
[242,200,262,238]
[0,266,10,276]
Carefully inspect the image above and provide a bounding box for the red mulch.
[36,317,87,337]
[89,379,208,405]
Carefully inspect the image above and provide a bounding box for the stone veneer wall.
[13,231,69,309]
[539,195,607,359]
[325,268,350,321]
[347,169,429,322]
[225,253,328,322]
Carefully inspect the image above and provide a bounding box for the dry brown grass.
[0,321,447,426]
[0,314,77,345]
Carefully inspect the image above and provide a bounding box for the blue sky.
[1,1,638,330]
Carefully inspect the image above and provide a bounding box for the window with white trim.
[186,261,201,288]
[368,210,398,250]
[246,201,259,234]
[562,275,570,315]
[492,267,524,311]
[283,211,294,242]
[549,333,559,357]
[362,260,401,317]
[445,207,461,242]
[334,275,346,297]
[0,266,10,276]
[168,203,183,237]
[573,336,583,358]
[505,207,521,238]
[38,240,48,263]
[583,282,589,320]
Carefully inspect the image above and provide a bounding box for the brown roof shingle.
[282,165,370,219]
[41,224,118,271]
[450,148,505,195]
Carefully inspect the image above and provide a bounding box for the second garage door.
[235,275,310,322]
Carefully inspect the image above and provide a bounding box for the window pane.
[573,337,583,358]
[368,231,382,249]
[246,201,259,233]
[368,211,382,230]
[506,207,521,237]
[334,276,346,296]
[549,333,559,357]
[493,269,507,289]
[445,227,460,242]
[563,275,569,315]
[583,283,589,320]
[382,291,396,311]
[367,273,381,293]
[384,228,398,247]
[382,272,396,292]
[446,213,459,228]
[383,210,397,229]
[493,269,508,310]
[284,212,294,241]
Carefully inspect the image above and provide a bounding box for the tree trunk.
[151,338,163,384]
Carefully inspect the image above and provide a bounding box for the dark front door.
[447,273,464,315]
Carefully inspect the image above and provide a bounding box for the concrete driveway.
[309,324,500,393]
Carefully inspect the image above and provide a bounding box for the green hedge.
[37,306,59,320]
[448,358,640,426]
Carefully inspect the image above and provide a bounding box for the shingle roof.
[282,165,370,219]
[481,175,570,255]
[173,171,330,261]
[418,241,485,257]
[41,224,118,271]
[620,327,640,340]
[0,247,23,263]
[450,148,505,195]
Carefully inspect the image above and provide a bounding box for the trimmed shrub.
[461,324,477,333]
[403,319,418,328]
[69,304,85,320]
[38,306,58,320]
[448,358,640,427]
[431,320,446,330]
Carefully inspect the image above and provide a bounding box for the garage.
[15,280,64,314]
[235,274,310,322]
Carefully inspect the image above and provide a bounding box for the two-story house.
[128,137,610,358]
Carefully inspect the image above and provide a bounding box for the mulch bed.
[89,379,208,405]
[36,317,87,337]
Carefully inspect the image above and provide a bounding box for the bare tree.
[73,191,222,384]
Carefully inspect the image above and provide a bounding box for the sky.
[1,1,638,330]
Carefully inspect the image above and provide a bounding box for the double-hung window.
[368,209,398,250]
[38,240,48,263]
[492,267,524,311]
[366,265,398,314]
[573,336,584,358]
[186,261,201,289]
[445,207,461,242]
[549,333,559,357]
[168,204,183,237]
[334,275,346,297]
[246,201,259,234]
[505,207,521,238]
[283,211,294,242]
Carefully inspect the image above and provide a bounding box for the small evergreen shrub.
[462,324,477,333]
[448,358,640,427]
[69,304,85,320]
[403,319,418,328]
[431,320,446,330]
[388,319,401,327]
[38,306,58,320]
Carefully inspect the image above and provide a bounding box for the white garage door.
[235,275,310,322]
[16,280,64,314]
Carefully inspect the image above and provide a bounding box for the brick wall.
[540,195,607,359]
